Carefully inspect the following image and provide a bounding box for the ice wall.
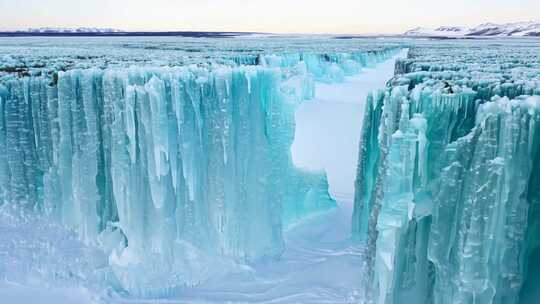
[259,49,399,82]
[0,43,400,296]
[0,65,335,295]
[353,43,540,304]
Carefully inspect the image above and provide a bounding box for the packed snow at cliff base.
[0,36,539,304]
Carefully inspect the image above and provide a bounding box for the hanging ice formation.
[353,44,540,304]
[0,46,400,295]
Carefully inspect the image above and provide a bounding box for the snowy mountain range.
[404,21,540,37]
[24,27,123,33]
[0,28,260,37]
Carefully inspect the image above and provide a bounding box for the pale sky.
[0,0,539,34]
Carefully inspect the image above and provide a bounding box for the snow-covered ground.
[0,282,95,304]
[0,205,107,304]
[0,50,406,304]
[291,51,407,200]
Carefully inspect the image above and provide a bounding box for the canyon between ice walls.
[0,37,539,304]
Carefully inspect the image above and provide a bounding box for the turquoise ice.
[353,41,540,304]
[0,38,400,296]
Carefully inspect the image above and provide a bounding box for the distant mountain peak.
[404,21,540,37]
[434,26,467,32]
[25,27,123,33]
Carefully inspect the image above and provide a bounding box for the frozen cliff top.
[394,40,540,96]
[0,37,402,80]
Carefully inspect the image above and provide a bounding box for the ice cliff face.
[0,41,400,296]
[353,42,540,304]
[0,66,332,294]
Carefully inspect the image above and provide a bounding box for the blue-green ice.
[0,37,539,304]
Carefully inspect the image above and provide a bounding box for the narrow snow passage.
[291,49,408,201]
[171,50,407,303]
